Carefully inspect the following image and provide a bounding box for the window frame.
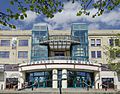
[0,51,10,58]
[19,40,28,46]
[91,51,96,58]
[0,40,10,46]
[91,39,95,47]
[96,39,101,46]
[18,51,28,58]
[97,51,102,58]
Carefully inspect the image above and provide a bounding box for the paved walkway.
[0,88,119,94]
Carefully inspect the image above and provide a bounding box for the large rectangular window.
[109,39,114,46]
[91,51,96,58]
[91,39,95,46]
[97,51,101,58]
[96,39,101,46]
[18,51,28,58]
[0,40,10,46]
[91,51,102,58]
[19,40,28,46]
[0,51,9,58]
[115,39,119,46]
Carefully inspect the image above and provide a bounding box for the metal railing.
[39,35,80,43]
[29,57,99,66]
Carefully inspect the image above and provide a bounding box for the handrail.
[39,35,80,43]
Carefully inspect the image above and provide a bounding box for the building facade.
[0,23,120,90]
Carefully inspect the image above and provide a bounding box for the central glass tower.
[31,23,48,61]
[71,23,89,61]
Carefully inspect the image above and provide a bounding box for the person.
[87,80,90,91]
[34,80,38,89]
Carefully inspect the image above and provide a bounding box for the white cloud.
[21,11,38,23]
[44,1,120,30]
[88,23,100,30]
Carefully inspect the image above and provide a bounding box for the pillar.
[18,72,25,89]
[62,69,67,88]
[52,69,58,88]
[94,72,101,89]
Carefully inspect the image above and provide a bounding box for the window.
[91,51,102,58]
[91,39,101,46]
[115,39,119,46]
[116,50,120,58]
[110,50,115,58]
[19,40,28,46]
[0,40,10,46]
[18,51,28,58]
[109,39,114,46]
[109,38,119,46]
[0,51,9,58]
[91,39,95,46]
[96,39,101,46]
[97,51,101,58]
[91,51,96,58]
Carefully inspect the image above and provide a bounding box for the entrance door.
[39,77,45,87]
[67,71,94,88]
[34,77,45,88]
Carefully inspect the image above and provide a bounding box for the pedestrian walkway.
[0,88,119,94]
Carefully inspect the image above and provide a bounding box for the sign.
[0,65,4,72]
[12,37,17,49]
[4,64,18,71]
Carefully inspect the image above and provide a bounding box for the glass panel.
[18,51,28,58]
[67,71,94,88]
[97,51,101,58]
[115,39,119,46]
[91,39,95,46]
[109,39,114,46]
[91,51,96,58]
[96,39,101,46]
[19,40,28,46]
[0,51,9,58]
[102,78,114,89]
[0,40,10,46]
[26,71,52,88]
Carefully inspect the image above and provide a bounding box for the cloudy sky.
[0,1,120,30]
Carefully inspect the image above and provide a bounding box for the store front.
[26,71,52,88]
[67,71,94,88]
[102,78,114,89]
[6,78,18,89]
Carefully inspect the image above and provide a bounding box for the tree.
[0,0,120,28]
[105,34,120,75]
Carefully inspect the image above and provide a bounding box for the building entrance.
[26,71,52,88]
[67,71,94,88]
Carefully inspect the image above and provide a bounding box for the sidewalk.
[0,88,119,94]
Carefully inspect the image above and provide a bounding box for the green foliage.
[105,34,120,75]
[0,0,120,28]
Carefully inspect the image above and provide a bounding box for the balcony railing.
[39,35,80,44]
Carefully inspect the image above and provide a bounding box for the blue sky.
[0,1,120,30]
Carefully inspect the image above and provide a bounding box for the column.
[18,72,25,89]
[62,69,67,88]
[52,69,58,88]
[94,72,101,89]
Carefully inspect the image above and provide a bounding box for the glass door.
[38,76,45,87]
